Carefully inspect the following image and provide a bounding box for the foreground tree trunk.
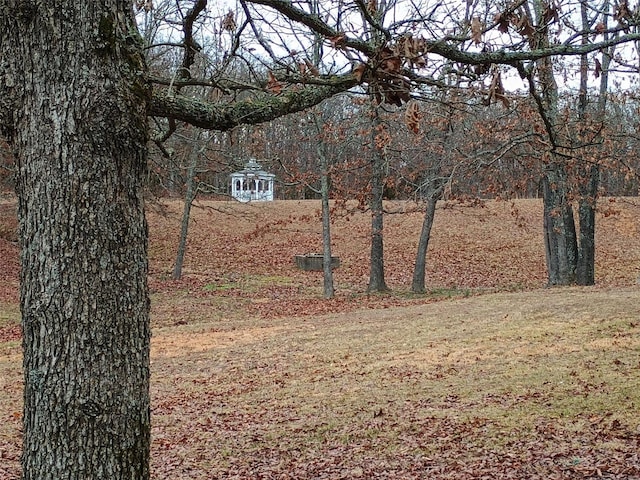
[3,3,151,478]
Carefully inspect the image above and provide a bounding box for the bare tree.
[172,129,208,280]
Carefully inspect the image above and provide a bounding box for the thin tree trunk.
[574,0,596,286]
[412,185,442,293]
[4,3,152,478]
[576,164,598,285]
[312,112,335,298]
[173,140,200,280]
[368,105,389,293]
[321,168,335,299]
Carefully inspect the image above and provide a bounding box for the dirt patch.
[152,325,288,358]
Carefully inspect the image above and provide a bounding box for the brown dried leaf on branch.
[375,78,411,106]
[594,58,602,79]
[513,14,536,40]
[614,0,631,23]
[356,36,425,106]
[487,71,509,108]
[221,10,236,31]
[354,46,411,106]
[396,34,428,69]
[266,71,282,94]
[404,101,422,134]
[303,59,320,77]
[471,17,484,44]
[383,55,402,73]
[328,34,347,49]
[542,1,560,24]
[494,12,511,33]
[378,47,402,74]
[352,63,367,82]
[298,60,320,77]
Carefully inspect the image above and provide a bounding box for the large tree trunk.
[3,3,152,478]
[542,162,578,286]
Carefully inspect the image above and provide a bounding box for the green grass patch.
[0,304,20,328]
[203,274,297,292]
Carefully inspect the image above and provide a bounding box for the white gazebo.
[230,159,275,202]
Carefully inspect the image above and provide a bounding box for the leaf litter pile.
[1,197,640,479]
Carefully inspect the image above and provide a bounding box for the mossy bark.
[1,2,151,478]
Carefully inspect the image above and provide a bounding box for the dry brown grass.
[1,199,640,478]
[142,287,640,479]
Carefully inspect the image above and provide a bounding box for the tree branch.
[180,0,208,80]
[149,79,359,130]
[246,0,640,67]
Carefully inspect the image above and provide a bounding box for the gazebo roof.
[232,159,275,178]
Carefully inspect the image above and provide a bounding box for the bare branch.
[150,80,358,130]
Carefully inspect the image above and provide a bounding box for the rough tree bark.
[2,2,152,478]
[542,166,578,285]
[530,0,578,286]
[367,104,389,293]
[575,164,598,285]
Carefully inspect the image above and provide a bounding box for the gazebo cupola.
[230,159,275,202]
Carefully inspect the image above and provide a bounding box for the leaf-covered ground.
[1,197,640,478]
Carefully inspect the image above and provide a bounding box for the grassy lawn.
[2,199,640,478]
[1,287,639,478]
[150,287,640,478]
